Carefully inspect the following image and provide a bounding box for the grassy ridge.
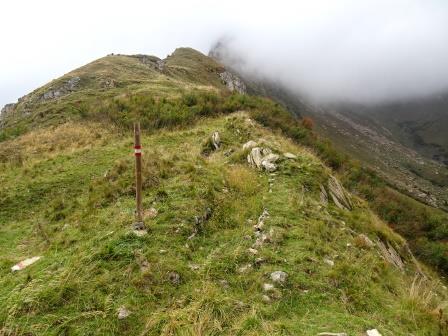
[1,109,446,334]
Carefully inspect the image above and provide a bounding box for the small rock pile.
[247,147,280,172]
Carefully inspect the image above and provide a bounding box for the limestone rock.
[323,258,335,267]
[117,306,131,319]
[211,131,220,150]
[144,207,158,219]
[263,283,275,292]
[270,271,288,284]
[247,147,264,169]
[248,147,279,172]
[11,256,41,272]
[41,77,80,101]
[377,241,404,271]
[262,294,271,303]
[320,185,329,207]
[219,71,246,93]
[243,140,258,150]
[366,329,382,336]
[283,152,297,159]
[355,234,375,248]
[328,175,353,210]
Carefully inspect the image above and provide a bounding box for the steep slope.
[0,48,236,138]
[208,42,448,211]
[1,111,447,335]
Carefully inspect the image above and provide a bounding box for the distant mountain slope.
[0,48,242,136]
[208,45,448,210]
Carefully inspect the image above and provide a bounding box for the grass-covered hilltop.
[1,48,448,335]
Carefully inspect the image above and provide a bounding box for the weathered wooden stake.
[133,122,145,230]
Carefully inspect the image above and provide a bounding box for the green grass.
[1,47,448,335]
[0,112,446,335]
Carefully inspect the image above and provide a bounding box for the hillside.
[1,48,448,335]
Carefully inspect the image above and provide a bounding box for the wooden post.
[133,122,144,230]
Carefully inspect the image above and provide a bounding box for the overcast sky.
[1,0,448,107]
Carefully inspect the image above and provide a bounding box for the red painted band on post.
[134,145,142,149]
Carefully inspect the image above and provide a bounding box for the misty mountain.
[209,41,448,210]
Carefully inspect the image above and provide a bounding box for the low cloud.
[210,1,448,104]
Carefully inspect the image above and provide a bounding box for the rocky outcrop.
[243,140,257,151]
[320,185,329,207]
[247,147,280,172]
[40,77,80,101]
[0,103,16,126]
[328,175,353,210]
[219,71,246,94]
[211,131,220,150]
[377,241,404,271]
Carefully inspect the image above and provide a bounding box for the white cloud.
[1,0,447,106]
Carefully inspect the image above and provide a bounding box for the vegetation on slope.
[1,109,447,335]
[1,47,448,334]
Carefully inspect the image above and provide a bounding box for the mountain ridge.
[1,47,448,335]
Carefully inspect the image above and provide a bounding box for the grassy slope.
[1,47,448,335]
[1,113,446,335]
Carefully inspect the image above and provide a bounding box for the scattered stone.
[143,207,158,219]
[261,153,280,172]
[320,185,329,207]
[168,271,181,285]
[323,258,335,267]
[254,257,265,266]
[134,250,150,272]
[132,229,147,237]
[254,209,269,231]
[238,264,252,273]
[355,234,375,248]
[270,271,288,284]
[366,329,382,336]
[377,241,404,271]
[328,175,353,210]
[188,264,200,271]
[248,147,279,172]
[211,131,220,150]
[117,306,131,320]
[247,147,264,169]
[248,248,258,255]
[318,333,347,336]
[11,256,42,272]
[219,279,230,289]
[283,152,297,159]
[263,283,275,292]
[243,140,258,150]
[262,294,271,303]
[193,207,212,235]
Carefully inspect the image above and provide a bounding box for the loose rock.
[117,306,131,320]
[323,258,335,267]
[328,175,353,210]
[263,283,275,292]
[168,272,181,285]
[270,271,288,284]
[366,329,382,336]
[211,131,220,150]
[243,140,258,150]
[11,256,42,272]
[283,152,297,159]
[144,207,158,219]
